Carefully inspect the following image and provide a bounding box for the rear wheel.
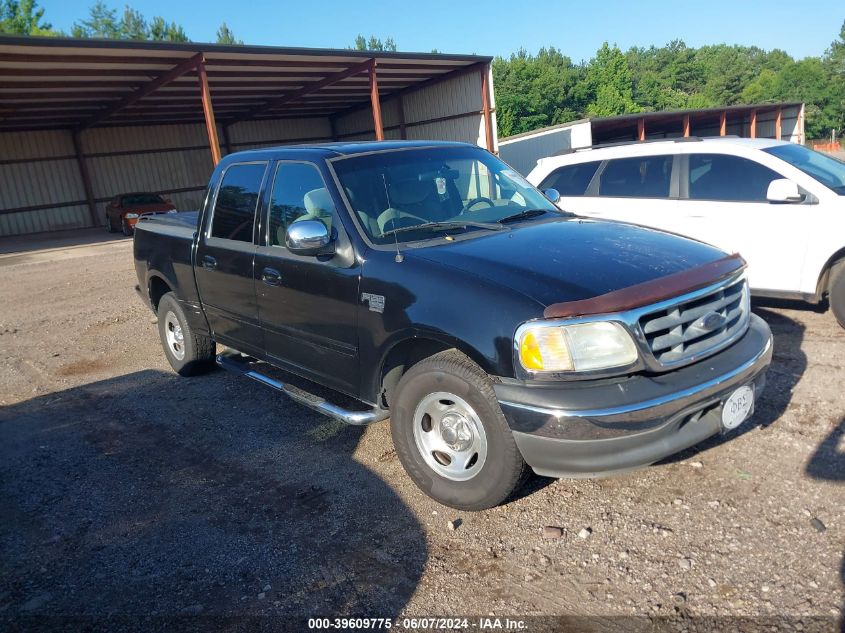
[106,215,116,233]
[390,349,527,510]
[157,292,216,376]
[829,260,845,329]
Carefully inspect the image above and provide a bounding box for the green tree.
[351,35,397,52]
[71,1,118,38]
[740,68,779,104]
[0,0,56,35]
[147,15,188,42]
[216,22,242,45]
[118,5,146,40]
[582,42,639,116]
[492,47,582,137]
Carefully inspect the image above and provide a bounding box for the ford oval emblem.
[694,311,726,332]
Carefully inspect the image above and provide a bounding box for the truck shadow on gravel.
[661,304,807,463]
[805,416,845,633]
[0,370,427,627]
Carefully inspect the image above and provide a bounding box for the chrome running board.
[216,352,389,426]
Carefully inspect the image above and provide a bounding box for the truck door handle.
[261,267,282,286]
[202,255,217,271]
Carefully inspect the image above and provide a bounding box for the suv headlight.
[517,321,638,373]
[125,212,139,219]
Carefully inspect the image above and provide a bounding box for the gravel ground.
[0,233,842,631]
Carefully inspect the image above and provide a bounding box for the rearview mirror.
[543,188,561,204]
[766,179,803,204]
[286,220,334,256]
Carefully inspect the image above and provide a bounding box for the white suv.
[526,137,845,326]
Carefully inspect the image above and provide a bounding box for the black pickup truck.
[134,140,773,510]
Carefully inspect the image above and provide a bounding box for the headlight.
[125,213,139,219]
[167,209,178,214]
[517,321,638,373]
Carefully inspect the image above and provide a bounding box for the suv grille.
[639,277,749,367]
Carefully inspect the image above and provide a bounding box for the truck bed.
[133,211,203,308]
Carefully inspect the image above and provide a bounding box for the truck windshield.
[764,144,845,195]
[331,146,558,244]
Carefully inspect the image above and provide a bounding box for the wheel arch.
[815,247,845,301]
[375,333,492,409]
[147,273,174,312]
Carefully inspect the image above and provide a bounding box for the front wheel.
[829,260,845,329]
[390,350,527,510]
[122,219,133,237]
[157,292,216,376]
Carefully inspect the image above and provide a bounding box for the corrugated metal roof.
[0,35,491,133]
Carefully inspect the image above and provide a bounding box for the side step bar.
[216,352,389,426]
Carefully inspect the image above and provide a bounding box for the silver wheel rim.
[164,311,185,361]
[412,391,487,482]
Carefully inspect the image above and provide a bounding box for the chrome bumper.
[495,314,773,478]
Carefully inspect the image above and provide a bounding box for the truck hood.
[408,218,729,309]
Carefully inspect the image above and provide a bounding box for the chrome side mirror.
[543,188,561,204]
[285,220,334,256]
[766,179,803,203]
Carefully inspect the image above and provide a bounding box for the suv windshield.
[764,144,845,195]
[331,146,557,244]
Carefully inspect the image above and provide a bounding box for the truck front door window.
[209,163,267,242]
[268,162,335,247]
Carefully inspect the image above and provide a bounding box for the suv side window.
[598,155,673,198]
[209,162,267,242]
[539,161,601,196]
[688,154,781,202]
[268,162,335,248]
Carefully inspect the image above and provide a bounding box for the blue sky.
[40,0,844,61]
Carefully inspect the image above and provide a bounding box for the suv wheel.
[829,260,845,328]
[122,218,133,236]
[157,292,216,376]
[390,350,527,510]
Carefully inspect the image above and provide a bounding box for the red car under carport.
[106,193,176,235]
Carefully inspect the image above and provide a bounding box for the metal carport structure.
[0,36,497,236]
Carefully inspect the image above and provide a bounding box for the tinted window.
[210,163,266,242]
[598,155,673,198]
[539,161,600,196]
[688,154,781,201]
[764,143,845,194]
[268,163,334,247]
[123,193,164,205]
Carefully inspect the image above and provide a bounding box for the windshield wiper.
[380,220,505,239]
[495,208,553,224]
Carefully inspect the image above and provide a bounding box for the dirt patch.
[56,358,111,377]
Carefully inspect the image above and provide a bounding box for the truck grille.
[639,276,749,367]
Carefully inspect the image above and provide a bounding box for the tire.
[390,349,528,510]
[106,215,116,233]
[829,260,845,329]
[122,219,133,237]
[157,292,216,376]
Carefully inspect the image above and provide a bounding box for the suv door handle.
[261,267,282,286]
[201,255,217,271]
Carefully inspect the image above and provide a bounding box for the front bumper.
[494,314,773,478]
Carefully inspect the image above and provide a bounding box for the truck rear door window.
[539,161,601,196]
[209,163,267,242]
[598,155,672,198]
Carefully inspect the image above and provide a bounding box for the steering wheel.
[459,196,496,215]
